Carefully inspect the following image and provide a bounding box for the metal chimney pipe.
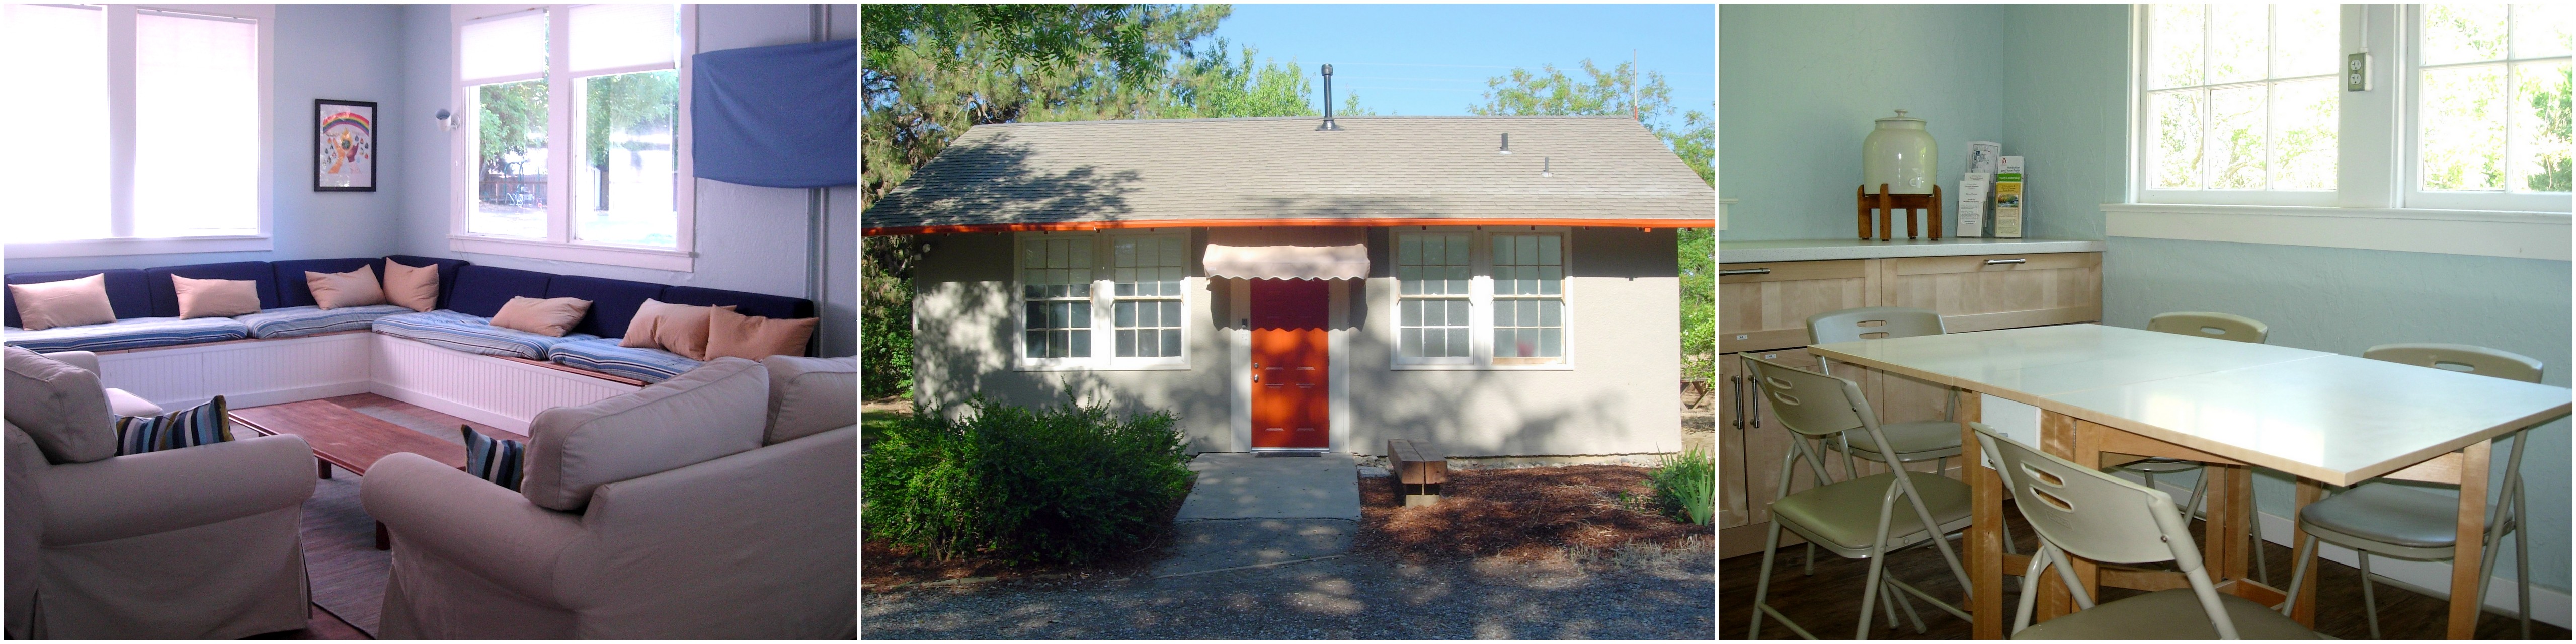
[1499,133,1511,154]
[1317,64,1340,131]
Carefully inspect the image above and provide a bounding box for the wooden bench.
[1387,439,1448,507]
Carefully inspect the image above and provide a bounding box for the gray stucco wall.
[910,227,1684,457]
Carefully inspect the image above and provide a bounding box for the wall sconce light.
[435,108,457,132]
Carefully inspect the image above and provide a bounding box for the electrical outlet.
[2347,52,2372,91]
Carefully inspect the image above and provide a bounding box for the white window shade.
[0,4,109,242]
[569,3,676,73]
[134,12,258,236]
[460,10,547,84]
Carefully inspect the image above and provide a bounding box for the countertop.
[1719,237,2107,263]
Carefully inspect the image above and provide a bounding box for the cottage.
[867,115,1715,457]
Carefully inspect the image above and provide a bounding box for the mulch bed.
[1355,464,1708,562]
[860,472,1195,590]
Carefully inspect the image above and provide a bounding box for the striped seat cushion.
[238,304,412,339]
[371,309,599,359]
[2,316,251,353]
[546,337,703,383]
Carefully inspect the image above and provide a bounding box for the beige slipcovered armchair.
[363,355,857,638]
[3,346,317,639]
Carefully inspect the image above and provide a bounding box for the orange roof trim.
[864,217,1716,235]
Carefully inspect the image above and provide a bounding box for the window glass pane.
[2269,78,2339,190]
[2423,4,2510,66]
[568,3,675,73]
[134,13,259,236]
[0,4,108,241]
[1495,328,1519,357]
[460,10,548,82]
[574,69,679,247]
[2511,61,2573,192]
[2206,85,2267,189]
[2151,91,2205,188]
[1070,329,1090,358]
[2511,4,2573,59]
[1447,300,1469,327]
[2206,4,2267,85]
[2150,4,2204,89]
[1540,328,1562,357]
[473,79,550,237]
[1401,329,1422,357]
[1161,330,1180,357]
[2274,5,2341,78]
[2421,64,2510,191]
[1446,327,1469,357]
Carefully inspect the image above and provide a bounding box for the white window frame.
[1011,231,1194,371]
[2402,4,2575,212]
[2115,4,2572,261]
[2132,3,2346,207]
[446,4,697,272]
[1387,227,1574,371]
[4,4,275,260]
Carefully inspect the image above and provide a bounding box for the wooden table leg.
[375,521,390,551]
[2447,441,2492,639]
[2036,411,2080,621]
[318,457,331,479]
[2291,477,2321,626]
[1961,390,2002,639]
[2222,464,2253,582]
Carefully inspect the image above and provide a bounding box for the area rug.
[302,473,390,637]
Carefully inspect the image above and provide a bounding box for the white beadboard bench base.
[87,331,642,434]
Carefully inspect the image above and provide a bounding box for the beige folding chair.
[2128,310,2274,584]
[2281,343,2541,638]
[1741,354,1975,639]
[1971,424,2325,639]
[1806,307,1966,477]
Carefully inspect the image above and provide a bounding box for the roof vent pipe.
[1542,157,1552,178]
[1499,133,1511,154]
[1316,64,1340,132]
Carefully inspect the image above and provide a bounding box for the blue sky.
[1201,4,1716,129]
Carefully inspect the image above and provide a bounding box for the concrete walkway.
[1152,453,1361,577]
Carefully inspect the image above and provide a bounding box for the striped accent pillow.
[114,395,232,455]
[462,426,525,491]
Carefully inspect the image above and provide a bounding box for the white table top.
[1811,324,2573,486]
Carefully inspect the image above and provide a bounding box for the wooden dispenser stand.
[1856,183,1943,240]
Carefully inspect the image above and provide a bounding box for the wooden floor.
[1721,499,2567,640]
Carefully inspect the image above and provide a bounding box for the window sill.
[2102,204,2572,261]
[1391,362,1574,371]
[449,235,695,271]
[6,235,273,259]
[1013,361,1193,372]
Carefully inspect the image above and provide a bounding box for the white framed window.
[2406,3,2573,211]
[2128,4,2572,216]
[1389,228,1572,370]
[1,4,274,259]
[449,4,697,271]
[1013,231,1193,370]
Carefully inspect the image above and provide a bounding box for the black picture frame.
[314,99,377,192]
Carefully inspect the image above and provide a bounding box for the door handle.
[1729,375,1743,430]
[1984,258,2026,265]
[1719,268,1773,276]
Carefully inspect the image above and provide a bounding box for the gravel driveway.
[862,551,1713,639]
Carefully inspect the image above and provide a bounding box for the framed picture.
[315,99,376,191]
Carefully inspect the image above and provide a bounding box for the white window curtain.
[568,3,676,74]
[134,11,259,236]
[0,4,108,242]
[460,10,547,84]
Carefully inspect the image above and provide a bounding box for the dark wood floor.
[243,606,367,639]
[1721,501,2566,639]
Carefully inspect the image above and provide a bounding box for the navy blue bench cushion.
[446,265,554,318]
[4,269,153,328]
[271,258,385,308]
[384,255,470,310]
[545,275,665,338]
[143,262,281,317]
[657,286,814,321]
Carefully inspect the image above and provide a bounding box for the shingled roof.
[863,115,1716,234]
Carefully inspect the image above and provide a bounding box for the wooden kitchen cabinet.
[1716,251,2100,560]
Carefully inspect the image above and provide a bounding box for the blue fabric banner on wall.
[691,39,856,188]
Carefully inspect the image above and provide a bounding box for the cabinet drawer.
[1890,252,2101,333]
[1719,260,1867,353]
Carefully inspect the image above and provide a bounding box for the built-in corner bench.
[2,255,815,434]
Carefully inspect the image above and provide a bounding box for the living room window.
[2406,3,2573,211]
[2137,3,2343,206]
[1,4,274,258]
[1391,228,1572,370]
[449,4,696,271]
[1013,232,1193,370]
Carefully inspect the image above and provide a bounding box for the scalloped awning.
[1202,227,1369,280]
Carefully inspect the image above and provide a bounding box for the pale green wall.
[1718,4,2004,240]
[1723,3,2573,593]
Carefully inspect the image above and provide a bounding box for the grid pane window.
[133,12,259,236]
[1112,236,1186,358]
[2145,4,2340,191]
[2417,4,2573,194]
[1021,237,1092,359]
[1491,234,1564,359]
[1396,233,1471,359]
[570,4,680,247]
[0,4,108,242]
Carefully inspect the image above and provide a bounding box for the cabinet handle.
[1728,375,1743,430]
[1719,268,1774,276]
[1984,258,2027,265]
[1748,376,1762,429]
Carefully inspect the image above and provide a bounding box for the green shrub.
[1649,446,1715,526]
[861,396,1193,565]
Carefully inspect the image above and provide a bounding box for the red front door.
[1250,279,1329,450]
